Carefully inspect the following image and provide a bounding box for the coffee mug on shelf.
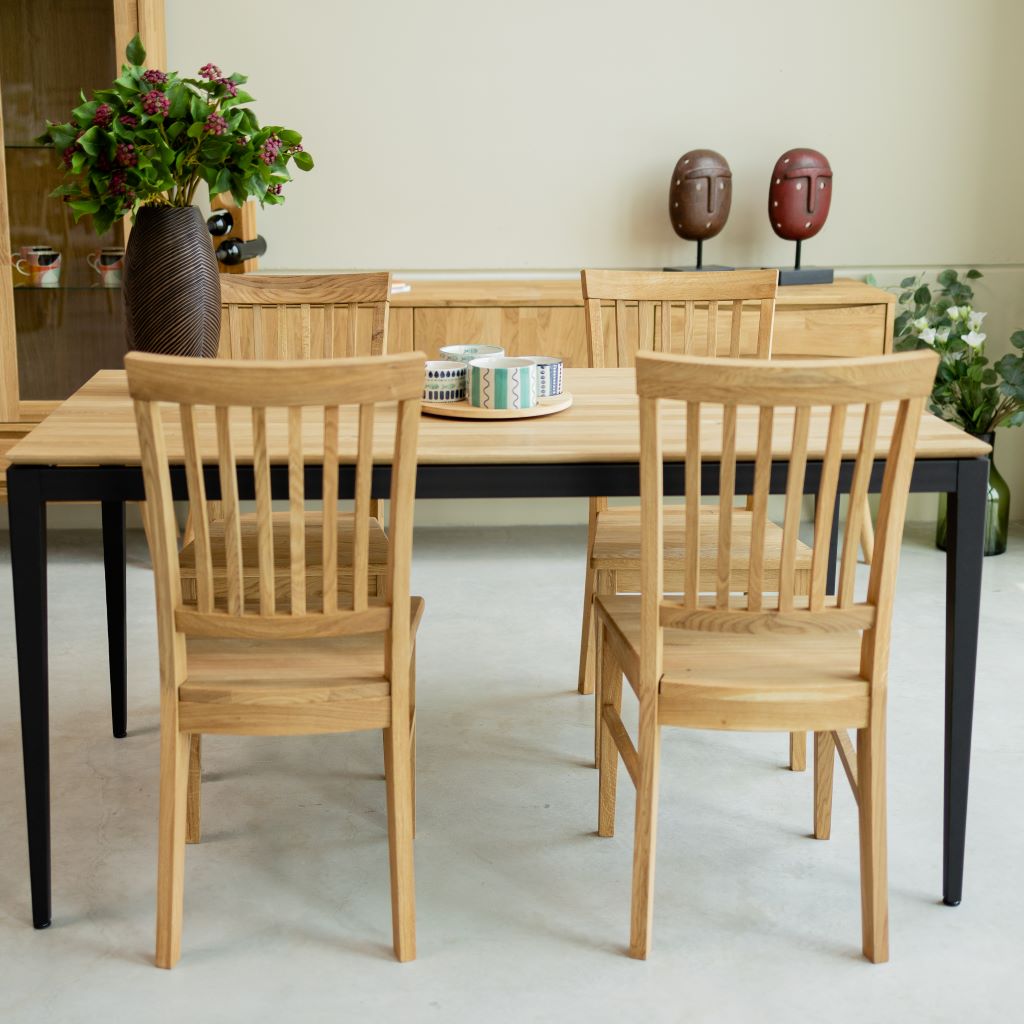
[14,248,61,288]
[467,357,537,410]
[88,247,125,288]
[521,355,564,397]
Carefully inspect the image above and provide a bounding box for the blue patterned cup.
[423,360,468,403]
[467,357,537,410]
[521,355,563,397]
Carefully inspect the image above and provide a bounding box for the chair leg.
[597,628,623,837]
[155,728,191,969]
[628,700,661,960]
[813,731,835,840]
[577,562,598,696]
[592,571,616,766]
[857,720,889,963]
[789,731,807,771]
[409,647,417,840]
[859,497,875,564]
[186,734,202,845]
[383,722,416,962]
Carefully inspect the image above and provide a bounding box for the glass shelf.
[13,285,122,292]
[4,143,51,151]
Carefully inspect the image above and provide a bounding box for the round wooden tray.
[421,392,573,420]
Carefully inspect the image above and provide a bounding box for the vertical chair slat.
[839,403,881,607]
[347,302,359,358]
[252,305,264,359]
[214,406,244,615]
[778,406,810,611]
[685,401,701,608]
[746,406,774,611]
[371,299,389,356]
[586,298,605,367]
[706,300,718,356]
[756,298,774,358]
[180,405,214,612]
[300,304,312,359]
[615,300,629,367]
[809,404,848,610]
[659,300,672,353]
[252,406,275,615]
[716,404,737,606]
[324,305,336,358]
[682,300,695,354]
[352,404,375,612]
[276,304,288,359]
[729,299,743,357]
[638,301,655,352]
[288,405,306,615]
[228,305,242,359]
[321,406,339,614]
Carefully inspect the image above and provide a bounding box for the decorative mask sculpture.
[665,149,733,271]
[767,148,834,285]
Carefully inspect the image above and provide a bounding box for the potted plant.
[875,268,1024,554]
[36,34,313,357]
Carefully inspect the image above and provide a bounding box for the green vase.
[935,431,1009,556]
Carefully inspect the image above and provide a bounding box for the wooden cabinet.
[0,0,165,451]
[386,278,895,364]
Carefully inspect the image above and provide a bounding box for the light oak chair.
[593,348,937,960]
[127,349,426,968]
[576,269,813,770]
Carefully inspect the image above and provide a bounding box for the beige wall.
[132,1,1008,525]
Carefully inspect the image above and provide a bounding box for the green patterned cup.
[467,357,537,410]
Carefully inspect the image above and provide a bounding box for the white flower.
[919,327,937,344]
[936,326,951,342]
[946,305,962,321]
[967,310,987,332]
[912,316,930,333]
[963,330,986,347]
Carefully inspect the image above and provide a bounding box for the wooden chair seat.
[179,511,388,605]
[180,597,424,736]
[591,506,812,593]
[595,594,867,733]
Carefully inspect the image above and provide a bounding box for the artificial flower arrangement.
[35,34,313,234]
[867,268,1024,435]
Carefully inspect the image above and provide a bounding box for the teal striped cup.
[467,357,537,410]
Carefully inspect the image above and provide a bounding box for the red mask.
[669,149,732,242]
[768,148,832,242]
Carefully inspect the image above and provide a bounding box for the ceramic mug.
[521,355,564,397]
[440,343,504,364]
[423,359,467,403]
[467,357,537,410]
[88,247,125,288]
[14,248,61,288]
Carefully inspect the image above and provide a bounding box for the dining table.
[5,366,990,930]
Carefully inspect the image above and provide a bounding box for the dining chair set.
[119,267,936,968]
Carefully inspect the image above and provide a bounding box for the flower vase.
[935,432,1009,556]
[123,205,221,357]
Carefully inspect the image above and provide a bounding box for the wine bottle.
[215,235,267,265]
[206,210,233,236]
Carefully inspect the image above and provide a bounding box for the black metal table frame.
[8,453,988,929]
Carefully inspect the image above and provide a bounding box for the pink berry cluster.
[109,170,134,202]
[141,68,168,85]
[198,62,222,81]
[61,143,76,168]
[219,77,238,97]
[119,113,138,129]
[268,183,283,195]
[204,113,228,135]
[92,103,113,128]
[259,134,283,165]
[142,89,170,116]
[116,142,138,167]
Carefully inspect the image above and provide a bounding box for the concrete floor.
[0,522,1022,1022]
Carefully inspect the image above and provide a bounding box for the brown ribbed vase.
[123,205,221,357]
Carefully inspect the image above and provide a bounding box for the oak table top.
[7,368,992,468]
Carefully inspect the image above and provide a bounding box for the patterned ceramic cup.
[15,249,61,287]
[521,355,564,397]
[88,247,125,288]
[467,357,537,410]
[423,360,467,403]
[440,343,504,364]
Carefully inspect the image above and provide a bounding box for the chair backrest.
[218,273,392,359]
[581,269,778,367]
[634,349,938,684]
[127,351,425,675]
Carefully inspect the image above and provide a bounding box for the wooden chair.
[576,269,813,770]
[127,349,426,967]
[593,348,937,960]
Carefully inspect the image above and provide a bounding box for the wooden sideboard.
[385,278,895,366]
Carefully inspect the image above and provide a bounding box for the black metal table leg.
[102,501,127,739]
[8,466,52,929]
[943,456,988,906]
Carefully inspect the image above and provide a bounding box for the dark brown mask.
[669,149,732,241]
[768,148,832,241]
